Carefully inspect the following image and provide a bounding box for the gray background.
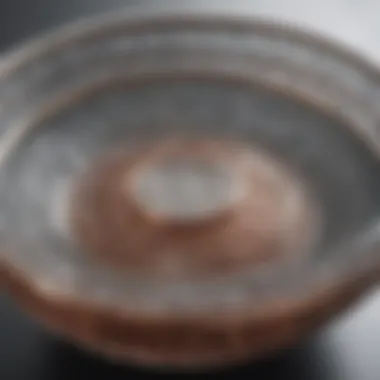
[1,1,380,379]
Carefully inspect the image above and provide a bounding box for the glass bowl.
[1,8,380,370]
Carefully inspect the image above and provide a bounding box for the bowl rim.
[1,6,380,80]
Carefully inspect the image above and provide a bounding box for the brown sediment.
[69,138,317,278]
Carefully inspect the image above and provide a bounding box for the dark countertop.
[1,1,380,379]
